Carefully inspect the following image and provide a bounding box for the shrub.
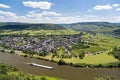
[41,76,47,80]
[1,49,4,52]
[24,55,28,57]
[73,63,87,67]
[10,50,14,53]
[58,59,66,65]
[109,46,120,60]
[79,52,85,59]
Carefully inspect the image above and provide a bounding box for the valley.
[1,0,120,80]
[0,22,120,68]
[0,22,120,80]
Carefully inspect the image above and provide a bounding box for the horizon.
[0,0,120,23]
[0,21,120,24]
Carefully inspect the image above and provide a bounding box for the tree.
[79,52,85,59]
[109,46,120,60]
[58,59,65,65]
[10,50,14,53]
[52,54,55,58]
[41,76,47,80]
[1,49,4,52]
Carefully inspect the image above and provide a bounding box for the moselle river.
[0,52,120,80]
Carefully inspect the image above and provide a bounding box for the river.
[0,52,120,80]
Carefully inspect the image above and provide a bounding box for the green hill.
[62,22,120,37]
[0,22,66,30]
[0,22,120,37]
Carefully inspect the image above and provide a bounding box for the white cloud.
[28,10,36,14]
[0,3,10,8]
[112,4,119,7]
[26,11,61,18]
[0,10,28,22]
[0,10,120,23]
[0,10,16,17]
[116,8,120,11]
[23,1,52,10]
[94,4,112,10]
[0,15,5,19]
[41,11,61,16]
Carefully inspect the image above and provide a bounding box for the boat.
[27,63,53,70]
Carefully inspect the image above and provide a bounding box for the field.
[63,53,119,65]
[0,29,79,36]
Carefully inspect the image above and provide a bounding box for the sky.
[0,0,120,23]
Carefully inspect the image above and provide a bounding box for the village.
[0,35,85,56]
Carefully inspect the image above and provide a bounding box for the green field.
[0,29,79,36]
[63,53,119,65]
[70,48,81,56]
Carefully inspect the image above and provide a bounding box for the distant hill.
[62,22,120,36]
[0,22,120,37]
[0,22,66,30]
[112,29,120,37]
[71,22,120,27]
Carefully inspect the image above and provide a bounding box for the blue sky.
[0,0,120,23]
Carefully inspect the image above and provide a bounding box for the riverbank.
[0,63,119,80]
[0,63,62,80]
[14,51,120,68]
[0,46,120,68]
[0,52,120,80]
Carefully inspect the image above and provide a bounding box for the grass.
[63,53,119,65]
[57,48,64,55]
[85,46,107,53]
[93,34,120,48]
[33,52,119,66]
[81,33,120,53]
[70,48,82,56]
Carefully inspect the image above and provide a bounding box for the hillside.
[62,22,120,38]
[0,22,66,30]
[0,22,120,37]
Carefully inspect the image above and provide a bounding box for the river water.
[0,52,120,80]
